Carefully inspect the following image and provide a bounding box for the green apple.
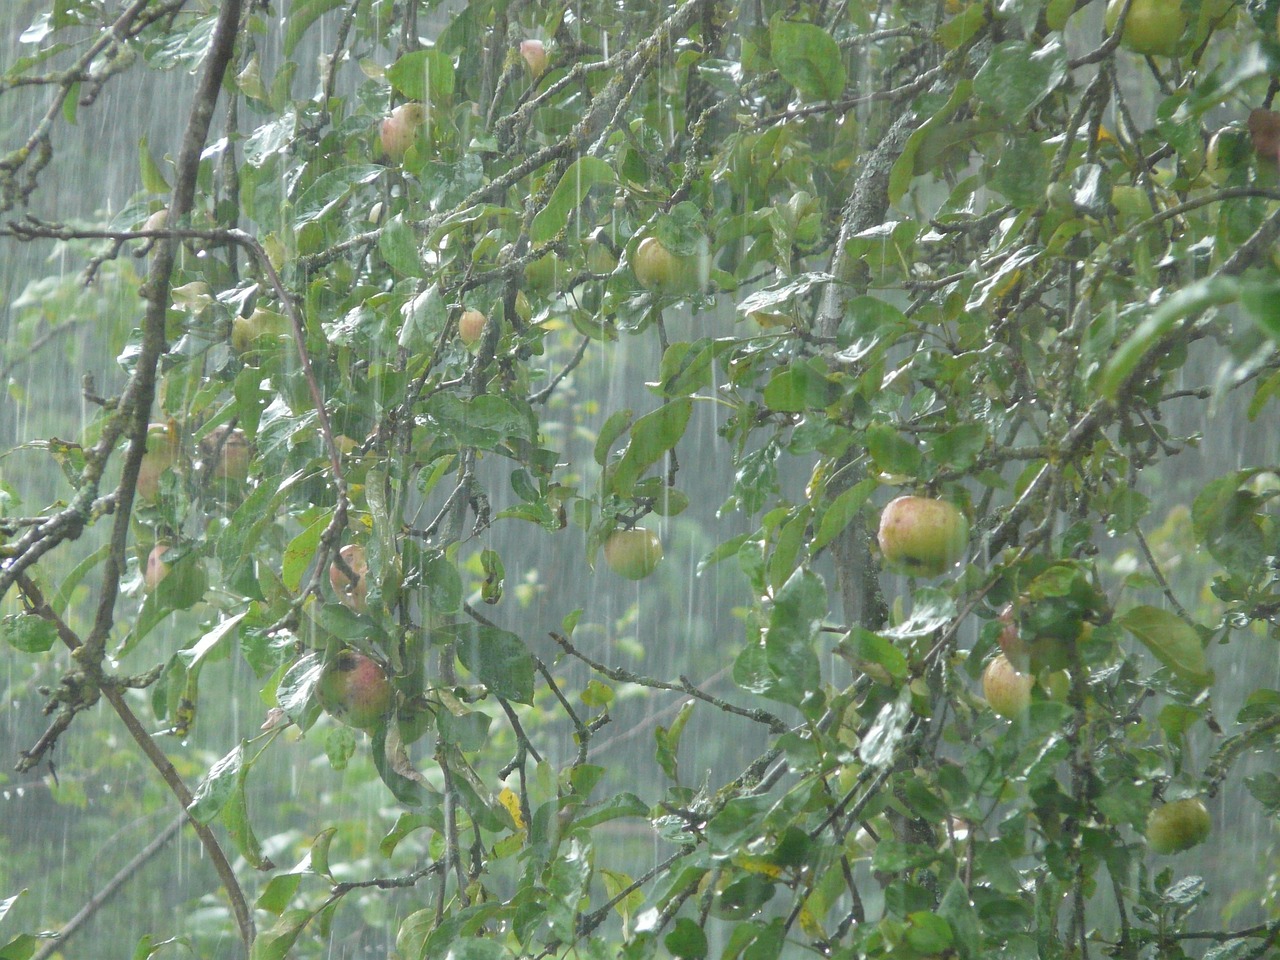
[316,650,393,730]
[329,543,369,612]
[135,422,179,502]
[380,102,427,160]
[603,527,664,580]
[982,654,1033,719]
[632,237,699,293]
[876,496,968,577]
[1146,798,1211,854]
[1105,0,1186,56]
[459,309,487,347]
[519,39,548,78]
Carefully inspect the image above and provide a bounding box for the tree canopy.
[2,0,1280,958]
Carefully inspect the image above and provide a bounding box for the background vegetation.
[1,0,1279,957]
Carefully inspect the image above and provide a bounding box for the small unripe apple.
[458,309,487,346]
[135,422,179,502]
[1146,798,1211,854]
[876,496,968,577]
[329,543,369,612]
[380,102,427,160]
[232,306,290,354]
[632,237,698,293]
[603,527,664,580]
[982,654,1033,719]
[1105,0,1186,56]
[316,650,393,730]
[143,542,172,591]
[519,39,548,78]
[201,426,251,482]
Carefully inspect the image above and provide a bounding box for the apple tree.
[1,0,1280,957]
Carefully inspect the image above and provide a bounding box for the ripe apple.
[1146,797,1211,854]
[232,306,289,354]
[519,39,548,78]
[876,496,968,577]
[458,309,487,346]
[380,102,427,160]
[1104,0,1186,56]
[143,542,172,591]
[201,425,251,482]
[316,650,393,731]
[603,527,664,580]
[135,422,179,501]
[632,237,699,293]
[329,543,369,612]
[982,654,1033,718]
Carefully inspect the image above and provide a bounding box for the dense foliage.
[2,0,1280,957]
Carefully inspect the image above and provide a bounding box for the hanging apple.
[1104,0,1187,55]
[459,309,487,346]
[201,425,251,482]
[876,496,968,577]
[982,654,1033,718]
[143,542,172,591]
[632,237,698,293]
[135,422,179,502]
[603,527,664,580]
[380,102,427,160]
[1146,797,1211,854]
[329,543,369,612]
[519,39,548,78]
[316,650,393,731]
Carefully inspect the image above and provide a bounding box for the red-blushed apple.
[458,309,487,347]
[143,542,172,591]
[380,102,427,160]
[330,543,369,612]
[135,422,179,502]
[316,650,393,731]
[876,496,968,577]
[982,654,1033,719]
[1105,0,1186,55]
[1146,797,1211,854]
[519,39,548,78]
[603,527,664,580]
[201,425,251,482]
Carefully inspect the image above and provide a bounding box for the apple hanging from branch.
[603,527,664,580]
[329,543,369,612]
[876,496,969,577]
[316,650,393,731]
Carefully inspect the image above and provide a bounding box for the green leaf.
[595,408,634,465]
[762,363,839,412]
[1098,277,1239,399]
[1,614,56,654]
[283,513,328,593]
[188,742,246,825]
[448,623,535,703]
[283,0,345,55]
[972,39,1067,119]
[249,909,312,960]
[380,214,424,278]
[655,700,694,783]
[937,878,981,960]
[665,918,708,960]
[609,398,693,496]
[1117,605,1213,689]
[0,934,39,960]
[866,424,922,476]
[386,47,456,103]
[812,477,877,551]
[137,135,169,193]
[530,156,615,244]
[770,17,846,101]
